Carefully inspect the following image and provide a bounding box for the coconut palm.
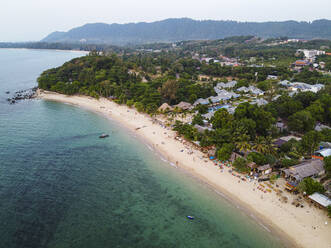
[253,136,268,154]
[235,134,252,157]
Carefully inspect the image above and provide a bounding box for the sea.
[0,49,287,248]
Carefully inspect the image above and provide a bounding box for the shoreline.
[37,90,331,248]
[0,47,90,53]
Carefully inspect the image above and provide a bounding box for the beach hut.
[230,152,243,162]
[158,103,173,113]
[308,193,331,208]
[257,164,272,175]
[312,148,331,160]
[281,159,324,183]
[174,101,193,111]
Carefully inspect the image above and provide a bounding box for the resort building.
[308,193,331,208]
[281,159,325,183]
[273,135,301,148]
[257,164,272,175]
[214,81,237,90]
[158,103,173,112]
[236,86,264,96]
[173,101,193,110]
[312,148,331,160]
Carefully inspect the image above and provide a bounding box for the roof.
[274,139,287,147]
[194,98,209,106]
[202,111,215,120]
[315,148,331,158]
[174,101,192,110]
[294,60,310,66]
[194,124,213,133]
[215,81,237,89]
[158,103,173,112]
[247,162,257,169]
[279,135,301,142]
[257,164,271,171]
[282,159,324,181]
[308,193,331,207]
[315,123,331,132]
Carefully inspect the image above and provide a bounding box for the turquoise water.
[0,49,286,248]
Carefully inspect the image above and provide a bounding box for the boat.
[99,134,109,139]
[187,216,194,220]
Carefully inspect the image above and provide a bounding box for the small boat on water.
[99,134,109,139]
[187,216,194,220]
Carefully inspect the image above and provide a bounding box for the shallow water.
[0,49,286,248]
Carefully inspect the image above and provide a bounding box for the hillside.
[42,18,331,45]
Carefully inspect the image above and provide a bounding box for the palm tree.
[265,136,277,156]
[253,136,268,154]
[235,135,252,157]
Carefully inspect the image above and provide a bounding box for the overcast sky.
[1,0,331,42]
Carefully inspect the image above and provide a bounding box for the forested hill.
[42,18,331,45]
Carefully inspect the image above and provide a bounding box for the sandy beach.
[37,90,331,248]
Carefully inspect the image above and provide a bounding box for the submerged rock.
[7,87,37,104]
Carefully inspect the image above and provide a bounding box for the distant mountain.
[42,18,331,45]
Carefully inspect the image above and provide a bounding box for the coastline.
[37,90,331,248]
[0,48,90,54]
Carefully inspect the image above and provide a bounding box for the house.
[297,49,325,60]
[230,152,243,162]
[251,98,268,106]
[193,98,210,106]
[236,86,264,96]
[158,103,173,112]
[319,62,325,69]
[194,124,213,134]
[308,193,331,208]
[215,81,237,89]
[247,162,257,170]
[202,111,215,120]
[315,123,330,132]
[281,159,325,183]
[292,60,310,70]
[174,101,193,110]
[273,135,301,148]
[257,164,272,175]
[313,148,331,160]
[275,119,287,132]
[267,75,278,80]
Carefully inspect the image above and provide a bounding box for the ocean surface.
[0,49,286,248]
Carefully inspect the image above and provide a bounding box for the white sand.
[37,90,331,248]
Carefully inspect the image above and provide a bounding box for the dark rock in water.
[99,134,109,139]
[7,87,37,104]
[5,91,10,94]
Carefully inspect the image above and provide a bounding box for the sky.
[1,0,331,42]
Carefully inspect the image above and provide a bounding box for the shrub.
[233,157,250,173]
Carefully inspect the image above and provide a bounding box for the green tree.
[126,99,134,107]
[298,177,325,195]
[211,108,233,129]
[134,102,144,112]
[233,157,250,173]
[160,79,178,103]
[217,143,235,161]
[288,110,315,133]
[192,114,204,126]
[301,131,323,156]
[324,156,331,178]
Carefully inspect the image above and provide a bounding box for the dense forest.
[41,18,331,45]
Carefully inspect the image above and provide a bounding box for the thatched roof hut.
[158,103,173,112]
[174,101,193,110]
